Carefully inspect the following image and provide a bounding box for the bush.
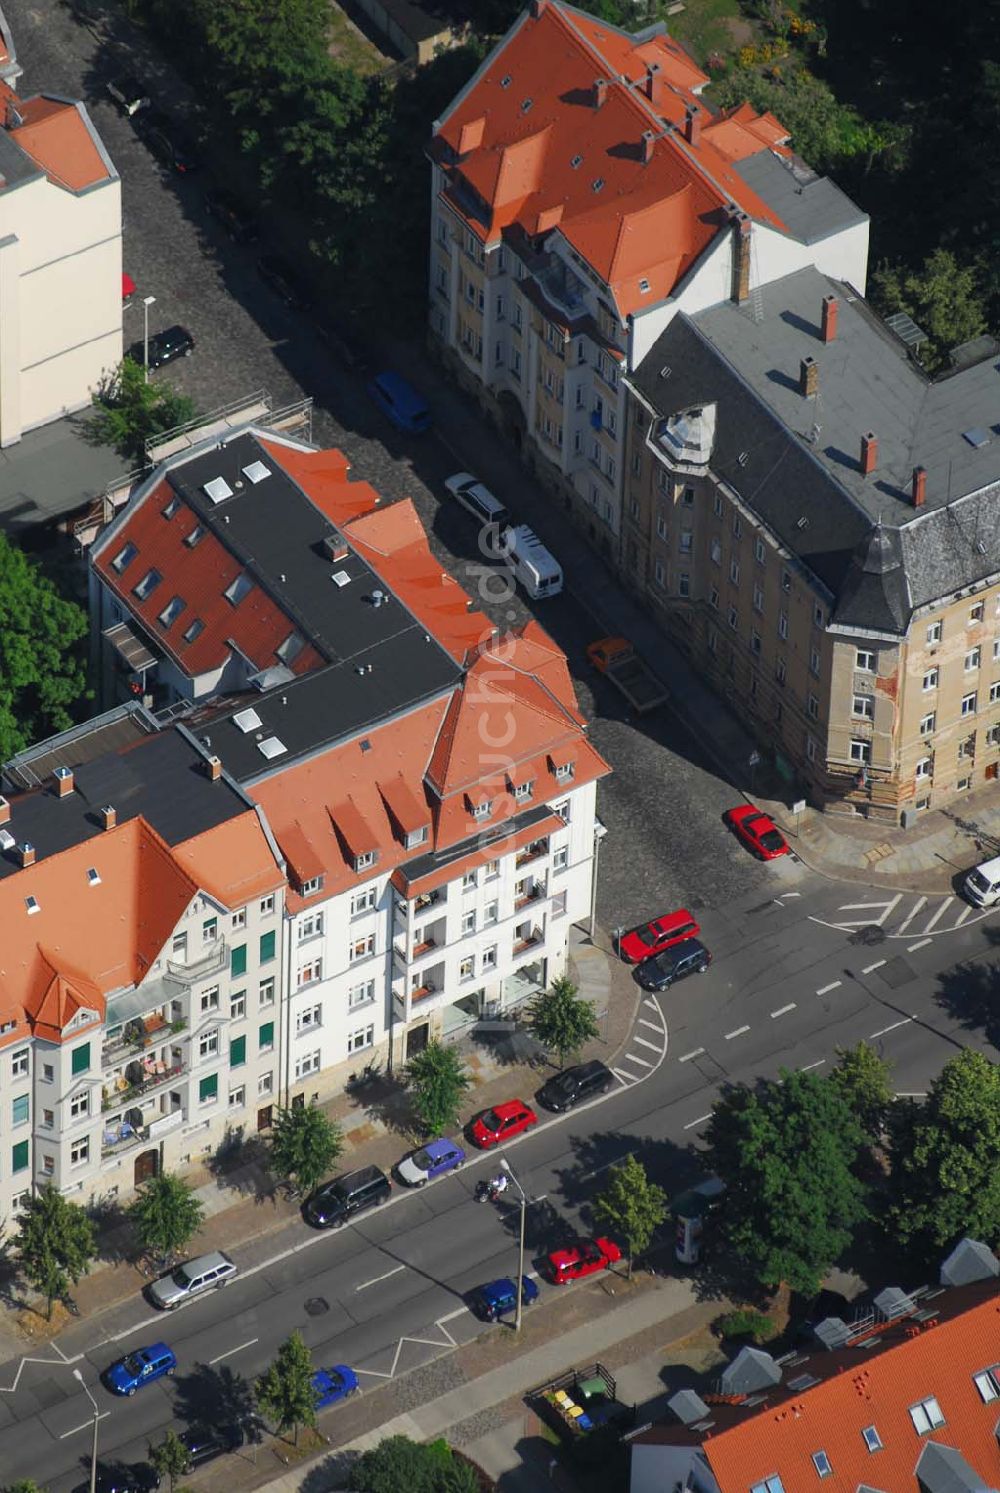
[718,1308,775,1343]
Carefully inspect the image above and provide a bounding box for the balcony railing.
[103,1013,184,1065]
[166,938,227,982]
[101,1063,185,1111]
[101,1122,146,1157]
[410,981,437,1004]
[513,927,544,956]
[514,883,545,911]
[515,840,549,868]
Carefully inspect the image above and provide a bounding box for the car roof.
[338,1164,386,1187]
[491,1099,526,1117]
[480,1277,516,1298]
[654,907,697,929]
[656,938,707,964]
[425,1137,459,1156]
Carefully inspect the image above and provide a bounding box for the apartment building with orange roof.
[628,1240,1000,1493]
[427,0,867,552]
[0,717,285,1215]
[87,421,610,1094]
[0,61,121,446]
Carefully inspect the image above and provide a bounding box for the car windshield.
[121,1354,145,1375]
[411,1149,432,1170]
[171,1265,193,1287]
[760,830,784,850]
[580,1242,600,1262]
[326,1370,344,1389]
[482,1110,501,1130]
[634,925,656,945]
[550,1073,575,1094]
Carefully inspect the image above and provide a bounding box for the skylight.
[331,570,351,588]
[233,707,263,734]
[592,177,605,192]
[639,277,650,293]
[185,524,206,548]
[276,631,305,664]
[25,896,39,915]
[162,497,180,519]
[112,541,138,574]
[203,476,234,504]
[500,74,511,88]
[521,97,533,113]
[224,573,253,606]
[87,867,101,886]
[257,736,287,760]
[811,1452,832,1479]
[861,1426,883,1452]
[570,154,583,168]
[133,568,163,601]
[182,617,205,644]
[242,460,271,484]
[157,595,186,629]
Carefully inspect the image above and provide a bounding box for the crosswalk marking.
[896,896,927,935]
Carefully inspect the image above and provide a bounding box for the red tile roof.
[433,0,788,317]
[2,84,111,191]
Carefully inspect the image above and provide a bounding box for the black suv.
[303,1165,391,1229]
[636,938,711,992]
[127,325,195,370]
[537,1060,615,1113]
[178,1424,243,1469]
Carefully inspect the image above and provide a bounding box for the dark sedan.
[127,324,195,370]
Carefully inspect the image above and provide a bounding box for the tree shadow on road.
[932,924,1000,1049]
[172,1361,257,1432]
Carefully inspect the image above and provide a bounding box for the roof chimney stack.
[860,432,878,477]
[324,529,349,563]
[912,465,927,508]
[18,842,35,868]
[593,77,607,109]
[730,210,751,305]
[800,356,819,399]
[0,796,10,826]
[640,130,655,164]
[205,755,222,782]
[101,805,117,832]
[684,106,701,146]
[821,293,838,343]
[529,0,545,15]
[53,766,74,798]
[644,62,661,100]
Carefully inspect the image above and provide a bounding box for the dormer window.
[157,595,186,629]
[354,851,377,873]
[300,875,324,897]
[472,800,492,821]
[224,573,253,606]
[555,761,574,782]
[406,826,429,849]
[512,780,533,802]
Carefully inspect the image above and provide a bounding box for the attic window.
[738,450,750,467]
[354,850,377,872]
[331,570,351,588]
[25,896,39,915]
[554,760,575,781]
[592,177,605,192]
[811,1453,832,1479]
[224,573,253,606]
[500,74,511,88]
[963,427,990,449]
[182,617,204,644]
[257,736,287,761]
[570,154,583,168]
[406,825,428,849]
[162,497,180,519]
[300,875,324,896]
[203,476,234,504]
[185,524,206,548]
[133,568,162,601]
[973,1369,1000,1403]
[796,516,810,530]
[521,97,533,113]
[112,541,138,574]
[242,459,271,484]
[861,1426,883,1452]
[276,631,305,664]
[750,1480,785,1493]
[233,707,263,734]
[157,595,186,629]
[87,867,101,886]
[472,799,493,821]
[639,278,650,293]
[908,1397,945,1435]
[359,739,372,753]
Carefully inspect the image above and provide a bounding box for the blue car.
[471,1276,539,1323]
[368,371,432,433]
[312,1364,359,1409]
[102,1342,177,1395]
[396,1137,466,1187]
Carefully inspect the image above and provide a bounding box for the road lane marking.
[869,1017,913,1039]
[783,891,801,898]
[356,1264,406,1293]
[638,1018,662,1032]
[209,1337,258,1366]
[836,894,902,925]
[678,1048,705,1063]
[683,1114,712,1131]
[625,1052,653,1068]
[633,1035,661,1052]
[60,1412,110,1439]
[924,898,954,934]
[896,896,927,934]
[816,981,842,996]
[770,1003,796,1019]
[862,959,886,974]
[799,1059,826,1072]
[907,938,932,953]
[954,905,973,927]
[579,1151,635,1183]
[725,1025,750,1040]
[612,1067,635,1083]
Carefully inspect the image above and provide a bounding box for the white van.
[502,525,563,599]
[963,855,1000,907]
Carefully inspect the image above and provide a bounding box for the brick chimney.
[205,754,222,782]
[101,804,117,832]
[0,796,9,826]
[640,129,654,164]
[912,465,927,508]
[860,432,878,476]
[644,62,660,100]
[821,293,838,343]
[18,842,35,868]
[731,212,751,305]
[593,77,607,109]
[53,766,74,798]
[800,356,819,398]
[684,106,701,146]
[529,0,545,15]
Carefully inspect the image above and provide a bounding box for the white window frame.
[849,740,872,764]
[852,695,874,719]
[348,980,376,1010]
[350,934,376,963]
[856,649,876,672]
[347,1025,375,1055]
[294,1050,321,1081]
[70,1136,90,1167]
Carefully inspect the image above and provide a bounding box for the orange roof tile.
[702,101,791,162]
[256,438,380,528]
[379,774,430,836]
[275,820,326,884]
[12,96,110,191]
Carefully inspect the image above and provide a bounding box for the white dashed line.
[896,896,927,934]
[683,1113,712,1132]
[642,998,659,1012]
[356,1264,406,1292]
[625,1053,653,1068]
[678,1048,705,1063]
[869,1017,913,1039]
[612,1067,635,1083]
[924,898,954,934]
[816,981,842,996]
[725,1025,750,1040]
[633,1035,661,1052]
[907,938,932,953]
[799,1058,827,1072]
[954,905,973,927]
[862,959,887,974]
[209,1337,258,1366]
[770,1003,796,1019]
[60,1413,110,1440]
[638,1018,662,1032]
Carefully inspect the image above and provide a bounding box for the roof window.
[233,707,263,734]
[224,573,253,606]
[157,595,186,629]
[750,1480,785,1493]
[861,1426,883,1452]
[185,524,206,548]
[111,541,138,574]
[331,570,352,588]
[354,850,377,872]
[639,278,650,293]
[182,617,205,644]
[811,1452,832,1479]
[909,1397,945,1435]
[203,475,234,504]
[472,799,493,821]
[133,568,163,601]
[87,867,101,886]
[242,459,270,484]
[162,497,180,519]
[359,739,372,753]
[257,736,287,760]
[521,97,533,113]
[500,74,511,88]
[973,1368,1000,1403]
[592,177,605,192]
[25,896,39,915]
[276,631,305,665]
[570,154,583,168]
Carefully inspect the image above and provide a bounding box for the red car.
[724,804,789,861]
[617,908,700,964]
[470,1099,537,1148]
[546,1237,622,1284]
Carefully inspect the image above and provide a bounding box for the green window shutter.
[12,1095,29,1126]
[11,1140,28,1173]
[259,1021,274,1051]
[71,1043,91,1076]
[259,930,276,964]
[199,1073,218,1103]
[230,944,247,978]
[230,1035,246,1068]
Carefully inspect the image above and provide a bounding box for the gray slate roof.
[0,411,126,535]
[940,1237,1000,1287]
[916,1440,996,1493]
[734,149,868,245]
[719,1346,781,1395]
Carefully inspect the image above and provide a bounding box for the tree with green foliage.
[351,1434,478,1493]
[871,249,987,372]
[270,1104,343,1197]
[830,1041,894,1140]
[4,1481,46,1493]
[128,1172,206,1260]
[888,1049,1000,1261]
[705,1070,869,1295]
[16,1185,96,1320]
[0,533,89,762]
[255,1331,318,1446]
[528,975,599,1070]
[592,1153,667,1280]
[406,1041,470,1138]
[86,357,197,466]
[149,1429,192,1493]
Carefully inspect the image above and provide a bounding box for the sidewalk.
[392,331,1000,897]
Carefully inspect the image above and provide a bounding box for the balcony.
[102,1056,186,1111]
[166,937,228,982]
[101,1119,145,1157]
[410,981,438,1004]
[414,887,446,913]
[513,925,544,957]
[516,839,549,868]
[103,1011,184,1064]
[514,880,546,911]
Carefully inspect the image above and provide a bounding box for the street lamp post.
[73,1367,100,1493]
[142,295,156,383]
[499,1157,527,1333]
